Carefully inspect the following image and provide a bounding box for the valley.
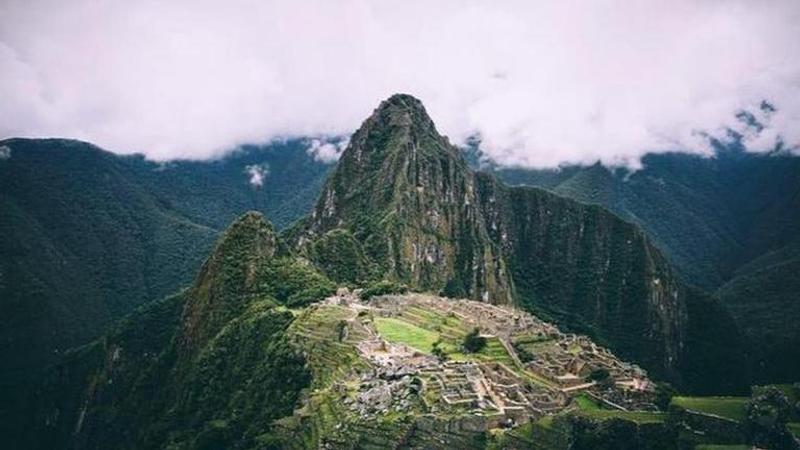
[4,94,799,450]
[3,2,800,448]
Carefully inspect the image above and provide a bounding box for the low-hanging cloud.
[306,137,350,163]
[245,164,269,187]
[1,0,798,168]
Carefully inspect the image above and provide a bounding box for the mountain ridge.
[285,93,744,391]
[480,147,800,383]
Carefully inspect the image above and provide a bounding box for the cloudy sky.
[1,0,799,167]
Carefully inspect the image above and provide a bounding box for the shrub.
[359,280,408,300]
[431,340,448,362]
[588,368,610,382]
[745,387,797,449]
[462,328,487,353]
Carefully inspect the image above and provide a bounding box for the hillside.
[481,147,800,383]
[6,93,797,448]
[6,211,675,449]
[0,138,331,441]
[24,212,799,450]
[287,94,744,392]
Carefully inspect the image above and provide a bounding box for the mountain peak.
[305,94,468,234]
[179,211,280,351]
[293,95,513,304]
[357,93,438,140]
[379,93,427,112]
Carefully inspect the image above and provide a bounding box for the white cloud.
[245,164,269,187]
[1,0,798,167]
[306,137,349,163]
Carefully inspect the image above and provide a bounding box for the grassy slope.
[574,394,667,424]
[375,317,440,353]
[670,397,749,422]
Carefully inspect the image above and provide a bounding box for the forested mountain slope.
[0,138,331,441]
[289,94,745,392]
[481,146,800,383]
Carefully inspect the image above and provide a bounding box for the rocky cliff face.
[289,94,743,387]
[290,94,513,304]
[474,173,687,379]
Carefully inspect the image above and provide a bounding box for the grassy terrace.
[289,305,368,387]
[670,396,749,422]
[574,394,666,424]
[374,317,520,367]
[374,317,440,352]
[450,337,516,367]
[374,314,557,389]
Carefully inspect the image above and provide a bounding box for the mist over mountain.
[0,137,331,442]
[473,143,800,383]
[3,0,800,447]
[1,94,799,449]
[3,1,800,167]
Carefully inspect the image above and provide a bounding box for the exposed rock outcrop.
[288,93,743,388]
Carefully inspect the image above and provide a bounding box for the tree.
[431,340,448,362]
[654,382,677,411]
[745,387,799,450]
[462,328,487,353]
[588,368,610,382]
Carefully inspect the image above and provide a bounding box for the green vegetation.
[575,408,667,424]
[431,340,448,361]
[487,147,800,385]
[307,228,371,284]
[24,212,338,450]
[10,95,800,450]
[0,137,333,446]
[289,304,369,387]
[462,328,488,353]
[671,396,749,422]
[744,385,800,449]
[588,368,610,382]
[574,394,666,424]
[575,394,599,410]
[359,279,408,300]
[456,337,517,369]
[263,257,337,308]
[375,317,440,352]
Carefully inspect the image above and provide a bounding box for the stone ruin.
[325,290,658,427]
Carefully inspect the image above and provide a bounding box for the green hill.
[478,146,800,383]
[0,137,331,441]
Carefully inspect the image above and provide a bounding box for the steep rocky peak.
[338,93,454,169]
[179,211,280,352]
[366,93,435,130]
[308,94,470,229]
[297,95,513,305]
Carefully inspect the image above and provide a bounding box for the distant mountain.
[20,94,786,450]
[29,212,334,450]
[24,212,689,450]
[476,145,800,383]
[287,94,744,393]
[0,138,332,440]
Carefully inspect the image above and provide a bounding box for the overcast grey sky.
[1,0,798,167]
